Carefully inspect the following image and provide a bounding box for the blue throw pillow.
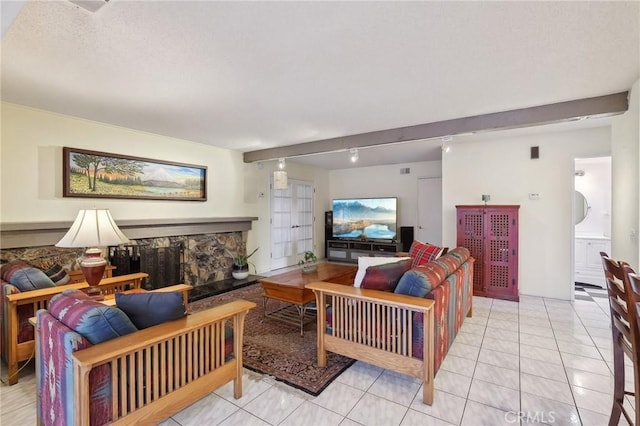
[116,291,186,329]
[8,266,55,291]
[394,269,435,298]
[49,289,138,344]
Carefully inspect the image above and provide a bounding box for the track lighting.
[350,148,359,163]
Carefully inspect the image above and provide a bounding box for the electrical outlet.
[528,193,541,200]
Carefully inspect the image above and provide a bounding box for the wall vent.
[400,168,410,175]
[69,0,109,13]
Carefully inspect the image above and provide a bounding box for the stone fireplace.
[0,217,258,290]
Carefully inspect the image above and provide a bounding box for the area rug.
[189,283,355,396]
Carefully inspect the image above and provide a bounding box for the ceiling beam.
[243,91,628,163]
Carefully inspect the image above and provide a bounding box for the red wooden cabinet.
[456,205,519,302]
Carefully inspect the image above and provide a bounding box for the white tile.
[340,419,364,426]
[173,393,240,426]
[434,369,472,398]
[519,332,557,350]
[565,367,613,393]
[586,327,612,338]
[401,408,456,426]
[410,389,466,425]
[158,418,181,426]
[313,381,365,416]
[484,326,519,343]
[447,341,480,361]
[347,393,408,426]
[571,385,612,416]
[520,344,562,365]
[243,386,306,425]
[561,353,611,376]
[477,347,519,371]
[519,315,551,327]
[281,401,344,426]
[486,318,519,332]
[0,402,36,426]
[439,354,476,377]
[520,373,573,405]
[482,337,519,355]
[473,362,520,390]
[554,331,595,346]
[369,370,421,406]
[214,372,272,407]
[461,400,514,426]
[217,409,270,426]
[489,311,519,322]
[519,324,554,338]
[578,407,612,426]
[460,323,486,336]
[455,331,484,347]
[556,340,602,359]
[336,361,384,391]
[467,379,520,413]
[520,392,580,426]
[519,357,567,382]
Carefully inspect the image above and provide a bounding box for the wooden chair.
[622,264,640,425]
[601,254,639,425]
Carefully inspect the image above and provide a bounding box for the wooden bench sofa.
[35,294,255,425]
[306,246,474,405]
[1,272,148,385]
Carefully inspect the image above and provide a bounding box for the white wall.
[442,126,610,300]
[0,102,255,222]
[575,156,611,237]
[328,161,442,228]
[611,80,640,270]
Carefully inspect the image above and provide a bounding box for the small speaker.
[530,146,539,159]
[400,226,414,252]
[324,211,333,258]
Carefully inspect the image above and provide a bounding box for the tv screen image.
[332,197,397,240]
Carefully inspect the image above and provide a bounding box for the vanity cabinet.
[456,205,519,302]
[574,236,610,287]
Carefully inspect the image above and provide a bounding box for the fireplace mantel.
[0,217,258,249]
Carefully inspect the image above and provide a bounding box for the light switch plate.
[529,193,541,200]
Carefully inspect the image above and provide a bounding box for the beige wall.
[0,102,255,222]
[442,126,611,300]
[611,80,640,270]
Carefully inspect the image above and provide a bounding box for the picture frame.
[63,147,207,201]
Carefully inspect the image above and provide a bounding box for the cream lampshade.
[56,209,129,297]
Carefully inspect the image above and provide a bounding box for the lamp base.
[80,248,107,301]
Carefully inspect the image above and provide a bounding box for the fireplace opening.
[109,244,183,290]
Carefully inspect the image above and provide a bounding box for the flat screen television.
[332,197,397,241]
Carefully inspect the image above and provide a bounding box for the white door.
[271,178,314,270]
[417,177,442,245]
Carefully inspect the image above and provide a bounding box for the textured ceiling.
[1,0,638,168]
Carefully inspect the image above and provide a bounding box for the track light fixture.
[350,148,359,163]
[278,158,286,170]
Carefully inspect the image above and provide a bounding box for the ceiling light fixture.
[441,143,451,153]
[349,148,359,163]
[273,158,288,189]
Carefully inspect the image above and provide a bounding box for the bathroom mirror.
[574,190,590,225]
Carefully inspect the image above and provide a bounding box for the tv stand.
[326,239,402,263]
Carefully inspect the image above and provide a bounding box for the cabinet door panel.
[457,208,484,293]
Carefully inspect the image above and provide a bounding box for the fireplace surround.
[0,217,258,289]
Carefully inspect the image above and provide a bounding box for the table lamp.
[56,209,129,298]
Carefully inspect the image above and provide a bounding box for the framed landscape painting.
[63,147,207,201]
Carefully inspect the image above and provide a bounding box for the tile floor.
[1,292,632,425]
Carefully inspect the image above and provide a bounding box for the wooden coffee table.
[259,262,357,335]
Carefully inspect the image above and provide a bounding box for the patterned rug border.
[190,283,355,397]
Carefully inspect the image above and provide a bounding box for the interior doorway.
[573,156,611,293]
[270,178,314,270]
[417,177,443,245]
